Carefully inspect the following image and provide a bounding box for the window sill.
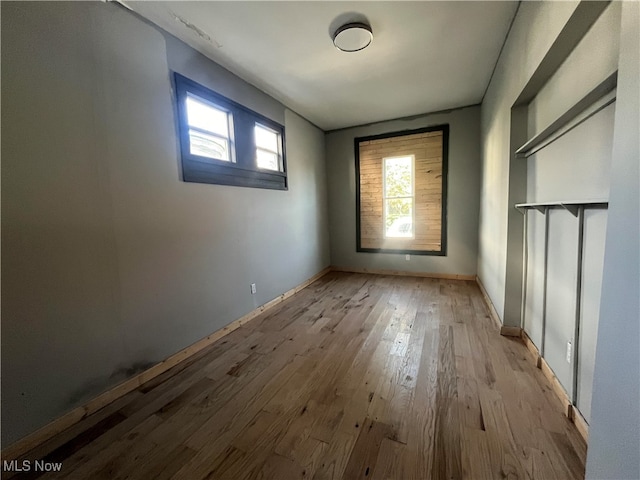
[183,158,288,190]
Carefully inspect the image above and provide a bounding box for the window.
[174,73,287,190]
[383,155,415,238]
[356,125,448,255]
[185,95,233,161]
[254,124,282,171]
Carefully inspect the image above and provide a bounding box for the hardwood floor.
[6,272,586,479]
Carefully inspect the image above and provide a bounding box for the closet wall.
[521,2,620,423]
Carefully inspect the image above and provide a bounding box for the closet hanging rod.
[515,72,617,159]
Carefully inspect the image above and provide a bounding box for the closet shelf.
[515,72,617,159]
[515,200,608,216]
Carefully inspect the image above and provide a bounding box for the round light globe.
[333,23,373,52]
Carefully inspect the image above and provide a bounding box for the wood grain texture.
[522,330,543,368]
[500,326,524,337]
[520,331,590,443]
[4,272,586,479]
[333,266,475,281]
[358,131,444,251]
[571,406,589,442]
[1,267,332,464]
[475,275,504,332]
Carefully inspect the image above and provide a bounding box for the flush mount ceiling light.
[332,22,373,52]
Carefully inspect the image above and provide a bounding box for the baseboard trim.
[500,325,523,337]
[539,355,574,419]
[520,331,589,442]
[475,276,504,331]
[1,266,332,462]
[572,404,590,442]
[521,329,543,368]
[474,280,590,443]
[332,266,475,281]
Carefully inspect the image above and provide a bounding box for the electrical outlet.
[250,283,257,295]
[566,341,572,363]
[405,254,410,261]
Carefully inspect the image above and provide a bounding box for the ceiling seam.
[325,102,482,134]
[481,1,522,105]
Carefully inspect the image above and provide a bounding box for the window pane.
[255,124,279,152]
[175,73,288,190]
[385,199,413,237]
[186,95,229,137]
[384,156,412,197]
[256,148,279,171]
[189,130,229,161]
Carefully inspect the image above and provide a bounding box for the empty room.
[1,1,638,479]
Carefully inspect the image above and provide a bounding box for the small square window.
[255,124,281,171]
[186,95,229,137]
[188,129,230,160]
[185,95,232,162]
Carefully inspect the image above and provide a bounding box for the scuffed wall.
[1,1,329,446]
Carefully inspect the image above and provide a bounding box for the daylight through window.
[255,124,281,171]
[174,73,288,190]
[356,125,448,255]
[186,95,232,161]
[383,156,414,238]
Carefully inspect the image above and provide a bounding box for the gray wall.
[586,1,640,477]
[526,1,620,137]
[527,103,615,202]
[478,1,579,320]
[523,210,545,347]
[325,106,481,276]
[521,2,619,421]
[480,0,639,476]
[542,210,579,397]
[1,1,329,446]
[577,209,607,423]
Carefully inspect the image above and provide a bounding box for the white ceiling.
[128,1,518,131]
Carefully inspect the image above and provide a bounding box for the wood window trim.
[355,125,449,256]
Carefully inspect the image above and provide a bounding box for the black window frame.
[174,72,287,190]
[355,124,449,256]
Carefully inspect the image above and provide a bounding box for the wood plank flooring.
[5,272,587,479]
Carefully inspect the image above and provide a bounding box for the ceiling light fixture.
[332,22,373,52]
